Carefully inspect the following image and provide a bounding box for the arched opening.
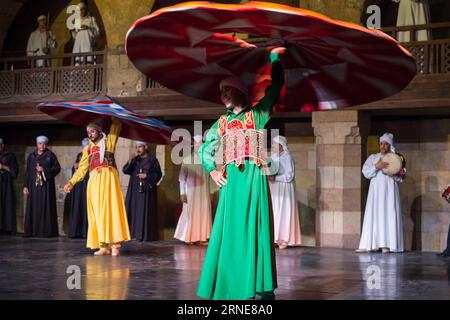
[1,0,107,58]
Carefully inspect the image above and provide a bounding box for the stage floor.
[0,235,449,300]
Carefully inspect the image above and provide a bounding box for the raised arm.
[107,117,122,151]
[122,157,136,175]
[255,50,285,116]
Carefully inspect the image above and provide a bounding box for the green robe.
[197,53,284,300]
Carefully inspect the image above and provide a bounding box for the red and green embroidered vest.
[218,109,266,171]
[87,146,116,171]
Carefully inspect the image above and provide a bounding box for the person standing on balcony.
[26,15,57,68]
[122,141,162,242]
[23,136,61,237]
[63,118,130,256]
[394,0,431,42]
[0,138,19,235]
[174,135,214,246]
[68,138,90,239]
[71,2,99,66]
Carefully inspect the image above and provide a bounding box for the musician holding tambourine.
[357,133,405,254]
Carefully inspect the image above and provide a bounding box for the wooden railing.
[0,51,107,100]
[381,22,450,75]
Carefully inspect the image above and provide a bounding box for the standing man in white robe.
[357,133,404,253]
[268,135,302,249]
[174,135,213,245]
[394,0,431,42]
[26,15,57,68]
[70,3,99,65]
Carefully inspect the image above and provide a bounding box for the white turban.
[78,2,86,9]
[135,140,148,147]
[220,77,248,99]
[36,136,49,144]
[272,135,289,153]
[193,135,203,144]
[86,122,102,132]
[37,15,46,22]
[380,133,395,152]
[0,138,3,144]
[81,138,89,147]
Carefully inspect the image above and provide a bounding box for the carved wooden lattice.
[61,68,95,94]
[444,43,450,74]
[0,72,14,97]
[22,71,52,96]
[404,44,425,74]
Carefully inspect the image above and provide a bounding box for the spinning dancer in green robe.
[197,47,285,300]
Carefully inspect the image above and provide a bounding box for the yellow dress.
[70,118,130,249]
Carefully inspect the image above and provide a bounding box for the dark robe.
[123,154,162,241]
[0,151,18,233]
[68,152,88,238]
[24,149,61,237]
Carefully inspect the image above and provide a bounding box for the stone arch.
[2,0,107,57]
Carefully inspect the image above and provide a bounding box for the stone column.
[312,110,371,249]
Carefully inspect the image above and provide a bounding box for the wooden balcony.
[380,22,450,75]
[0,23,449,123]
[0,51,107,103]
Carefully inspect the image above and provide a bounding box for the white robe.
[269,151,302,246]
[358,153,404,252]
[26,29,57,68]
[174,155,213,243]
[396,0,431,42]
[71,15,99,64]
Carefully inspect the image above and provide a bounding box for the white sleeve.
[27,33,34,55]
[48,31,57,48]
[362,155,379,179]
[179,164,188,195]
[275,154,295,183]
[89,16,99,40]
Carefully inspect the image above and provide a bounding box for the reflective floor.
[0,235,449,300]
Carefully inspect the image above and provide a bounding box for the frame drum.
[381,153,402,175]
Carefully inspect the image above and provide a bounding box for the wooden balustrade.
[0,51,107,100]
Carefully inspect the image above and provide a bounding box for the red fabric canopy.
[126,1,416,111]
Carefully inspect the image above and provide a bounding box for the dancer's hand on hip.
[210,169,227,187]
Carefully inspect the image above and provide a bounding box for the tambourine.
[381,152,402,176]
